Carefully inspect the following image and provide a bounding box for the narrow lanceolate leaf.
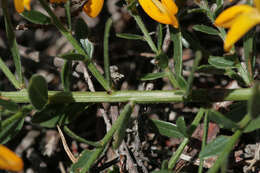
[248,83,260,119]
[61,60,72,92]
[2,0,23,84]
[199,135,230,159]
[21,10,51,24]
[244,115,260,133]
[70,150,94,173]
[193,25,219,35]
[208,110,238,130]
[58,52,85,61]
[208,56,235,69]
[112,102,134,149]
[170,27,182,77]
[0,113,24,144]
[140,72,167,81]
[176,116,188,137]
[0,57,21,89]
[116,33,144,40]
[28,75,48,110]
[150,119,185,138]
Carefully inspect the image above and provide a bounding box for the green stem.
[168,108,204,169]
[207,113,251,173]
[38,0,111,91]
[168,137,189,169]
[198,110,208,173]
[166,68,180,89]
[1,0,23,86]
[63,126,102,147]
[1,105,32,128]
[80,102,135,172]
[104,18,113,87]
[0,88,252,103]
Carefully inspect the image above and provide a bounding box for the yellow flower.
[138,0,179,28]
[14,0,31,13]
[0,145,23,172]
[83,0,104,18]
[215,0,260,51]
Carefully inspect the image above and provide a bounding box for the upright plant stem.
[104,18,113,87]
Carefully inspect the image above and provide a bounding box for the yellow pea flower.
[14,0,31,13]
[138,0,179,28]
[83,0,104,18]
[0,145,23,172]
[215,0,260,51]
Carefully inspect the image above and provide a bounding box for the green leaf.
[0,98,19,112]
[80,39,94,58]
[208,110,238,130]
[193,25,219,35]
[112,103,133,149]
[157,24,163,50]
[58,52,85,61]
[208,56,235,69]
[197,65,226,75]
[3,1,23,84]
[170,27,182,76]
[244,115,260,133]
[150,119,185,138]
[116,33,144,40]
[0,57,21,89]
[32,104,66,128]
[156,53,168,69]
[176,116,188,137]
[61,60,72,92]
[248,83,260,119]
[70,150,94,173]
[21,10,51,24]
[0,117,24,144]
[28,75,48,110]
[140,72,167,81]
[199,136,230,159]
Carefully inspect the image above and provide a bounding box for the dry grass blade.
[57,125,78,163]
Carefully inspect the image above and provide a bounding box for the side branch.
[0,88,251,104]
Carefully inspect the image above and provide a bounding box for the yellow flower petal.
[23,0,31,11]
[215,5,254,28]
[161,0,178,15]
[138,0,179,28]
[224,10,260,51]
[0,145,23,172]
[83,0,104,18]
[254,0,260,12]
[14,0,25,13]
